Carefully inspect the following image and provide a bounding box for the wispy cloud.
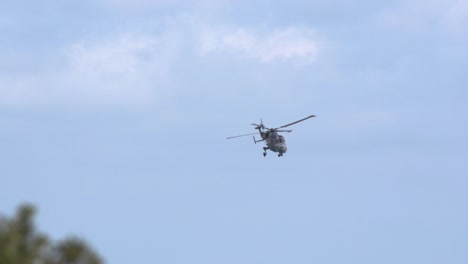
[198,27,320,63]
[61,33,178,104]
[378,0,468,36]
[98,0,180,8]
[0,32,181,108]
[0,19,323,108]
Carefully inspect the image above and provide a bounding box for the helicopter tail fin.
[253,136,264,144]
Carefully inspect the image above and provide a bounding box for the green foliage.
[0,204,103,264]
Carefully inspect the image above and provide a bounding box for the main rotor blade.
[275,129,292,133]
[226,132,259,139]
[278,115,316,128]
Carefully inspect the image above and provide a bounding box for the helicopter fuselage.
[254,128,288,156]
[260,131,287,154]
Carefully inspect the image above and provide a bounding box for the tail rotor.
[251,118,265,130]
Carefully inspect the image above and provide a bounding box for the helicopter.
[227,115,316,157]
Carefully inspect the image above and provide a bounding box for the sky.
[1,0,467,263]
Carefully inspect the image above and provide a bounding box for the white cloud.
[378,0,468,36]
[98,0,179,8]
[198,27,320,63]
[0,33,181,108]
[62,33,176,104]
[0,21,324,108]
[97,0,231,11]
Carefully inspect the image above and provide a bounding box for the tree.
[0,204,103,264]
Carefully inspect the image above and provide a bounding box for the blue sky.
[1,0,467,263]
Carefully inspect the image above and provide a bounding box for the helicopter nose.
[280,145,287,153]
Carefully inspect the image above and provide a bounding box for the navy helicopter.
[227,115,316,157]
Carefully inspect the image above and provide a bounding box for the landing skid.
[262,147,283,157]
[262,152,283,157]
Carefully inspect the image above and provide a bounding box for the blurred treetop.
[0,204,103,264]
